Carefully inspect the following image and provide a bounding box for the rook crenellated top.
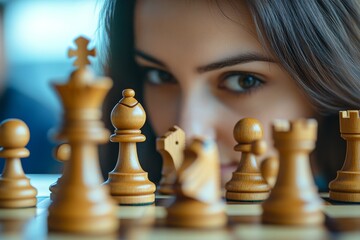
[340,110,360,134]
[272,119,317,141]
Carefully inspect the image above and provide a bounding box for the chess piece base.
[48,197,118,234]
[48,183,118,234]
[0,198,37,208]
[48,215,118,235]
[262,211,324,225]
[262,188,324,225]
[226,191,269,202]
[0,179,37,208]
[0,208,36,233]
[167,198,226,228]
[329,191,360,203]
[106,172,156,205]
[112,194,155,205]
[225,172,270,201]
[329,171,360,202]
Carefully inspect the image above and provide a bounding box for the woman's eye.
[218,73,264,93]
[142,68,176,85]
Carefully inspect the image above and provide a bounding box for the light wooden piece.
[260,156,279,188]
[156,126,185,195]
[166,138,226,228]
[225,118,270,201]
[262,119,324,225]
[68,36,96,69]
[329,110,360,202]
[0,119,37,208]
[49,143,70,201]
[47,36,118,234]
[104,89,156,205]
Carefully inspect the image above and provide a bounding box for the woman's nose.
[177,84,217,142]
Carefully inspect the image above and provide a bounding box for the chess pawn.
[225,118,270,201]
[104,89,156,205]
[166,138,226,228]
[260,156,279,188]
[156,126,185,195]
[0,119,37,208]
[262,119,324,225]
[49,143,70,201]
[329,110,360,202]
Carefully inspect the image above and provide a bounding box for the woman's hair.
[247,0,360,113]
[100,0,359,188]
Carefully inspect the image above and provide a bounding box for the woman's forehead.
[135,0,253,28]
[134,0,262,66]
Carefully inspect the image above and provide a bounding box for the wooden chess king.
[47,36,118,234]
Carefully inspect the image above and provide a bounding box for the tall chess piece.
[156,126,185,195]
[104,89,156,205]
[0,119,37,208]
[167,138,226,228]
[225,118,270,201]
[47,36,118,234]
[329,110,360,202]
[262,119,324,225]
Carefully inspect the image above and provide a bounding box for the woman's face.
[134,0,314,186]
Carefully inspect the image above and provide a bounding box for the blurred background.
[0,0,103,173]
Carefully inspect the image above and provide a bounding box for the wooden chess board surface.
[0,175,360,240]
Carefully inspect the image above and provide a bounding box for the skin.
[134,0,315,186]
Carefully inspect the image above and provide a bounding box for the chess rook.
[0,119,37,208]
[47,36,118,234]
[104,89,156,205]
[225,118,270,201]
[156,126,185,195]
[166,138,226,228]
[262,119,324,225]
[329,110,360,202]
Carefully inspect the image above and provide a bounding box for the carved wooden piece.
[104,89,156,205]
[68,36,96,69]
[329,110,360,202]
[262,119,324,225]
[156,126,185,195]
[260,156,279,188]
[0,119,37,208]
[225,118,270,201]
[166,138,226,228]
[49,143,70,201]
[47,37,118,234]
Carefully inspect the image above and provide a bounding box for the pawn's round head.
[0,119,30,148]
[123,89,135,98]
[233,118,263,144]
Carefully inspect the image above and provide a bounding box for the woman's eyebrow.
[197,53,275,73]
[135,49,274,73]
[134,49,165,67]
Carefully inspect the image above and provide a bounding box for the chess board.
[0,174,360,240]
